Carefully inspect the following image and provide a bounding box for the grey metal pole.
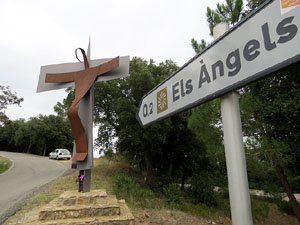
[74,39,94,192]
[213,23,253,225]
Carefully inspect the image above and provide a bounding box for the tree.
[163,113,208,190]
[188,100,226,186]
[190,20,226,187]
[0,85,23,125]
[93,57,179,186]
[191,0,243,57]
[246,0,266,11]
[191,39,207,54]
[0,115,73,156]
[53,57,209,187]
[242,0,300,222]
[26,115,73,156]
[206,0,243,35]
[241,62,300,222]
[0,119,26,152]
[54,87,75,118]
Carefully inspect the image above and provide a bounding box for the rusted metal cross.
[37,40,129,192]
[45,49,119,161]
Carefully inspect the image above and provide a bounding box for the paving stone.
[63,198,76,206]
[77,197,90,205]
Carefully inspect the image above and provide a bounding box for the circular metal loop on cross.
[75,48,89,69]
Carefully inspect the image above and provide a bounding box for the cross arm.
[89,56,119,77]
[45,72,75,83]
[45,57,119,84]
[37,56,129,93]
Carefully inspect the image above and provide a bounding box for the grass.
[0,156,11,174]
[7,157,300,225]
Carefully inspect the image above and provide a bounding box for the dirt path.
[133,209,231,225]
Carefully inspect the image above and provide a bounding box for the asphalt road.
[0,151,70,224]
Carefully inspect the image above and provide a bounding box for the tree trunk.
[181,171,187,191]
[25,141,31,153]
[274,163,300,224]
[42,145,47,156]
[27,142,32,154]
[144,149,154,186]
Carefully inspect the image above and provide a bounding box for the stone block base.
[8,190,134,225]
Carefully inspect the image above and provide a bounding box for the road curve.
[0,151,70,224]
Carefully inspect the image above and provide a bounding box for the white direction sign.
[137,0,300,127]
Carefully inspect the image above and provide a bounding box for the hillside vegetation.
[7,157,298,225]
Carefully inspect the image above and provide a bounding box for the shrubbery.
[276,200,295,215]
[162,183,182,204]
[251,200,270,221]
[186,176,217,207]
[113,172,155,200]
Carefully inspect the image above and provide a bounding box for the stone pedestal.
[9,190,134,225]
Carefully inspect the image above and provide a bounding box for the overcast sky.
[1,0,227,121]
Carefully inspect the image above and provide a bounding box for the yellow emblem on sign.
[281,0,300,8]
[157,87,168,114]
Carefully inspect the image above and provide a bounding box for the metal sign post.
[214,23,253,225]
[221,92,253,225]
[37,40,130,192]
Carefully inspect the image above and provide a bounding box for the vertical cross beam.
[74,41,93,191]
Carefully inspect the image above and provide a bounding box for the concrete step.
[7,190,135,225]
[40,200,134,225]
[52,189,108,207]
[39,191,121,220]
[9,200,134,225]
[39,197,120,220]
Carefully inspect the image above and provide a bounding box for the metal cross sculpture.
[37,40,129,192]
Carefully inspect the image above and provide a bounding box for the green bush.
[187,177,217,207]
[219,187,229,199]
[251,199,270,221]
[154,175,174,189]
[289,176,300,193]
[163,183,182,204]
[262,183,283,196]
[276,200,294,215]
[113,172,154,200]
[215,193,231,218]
